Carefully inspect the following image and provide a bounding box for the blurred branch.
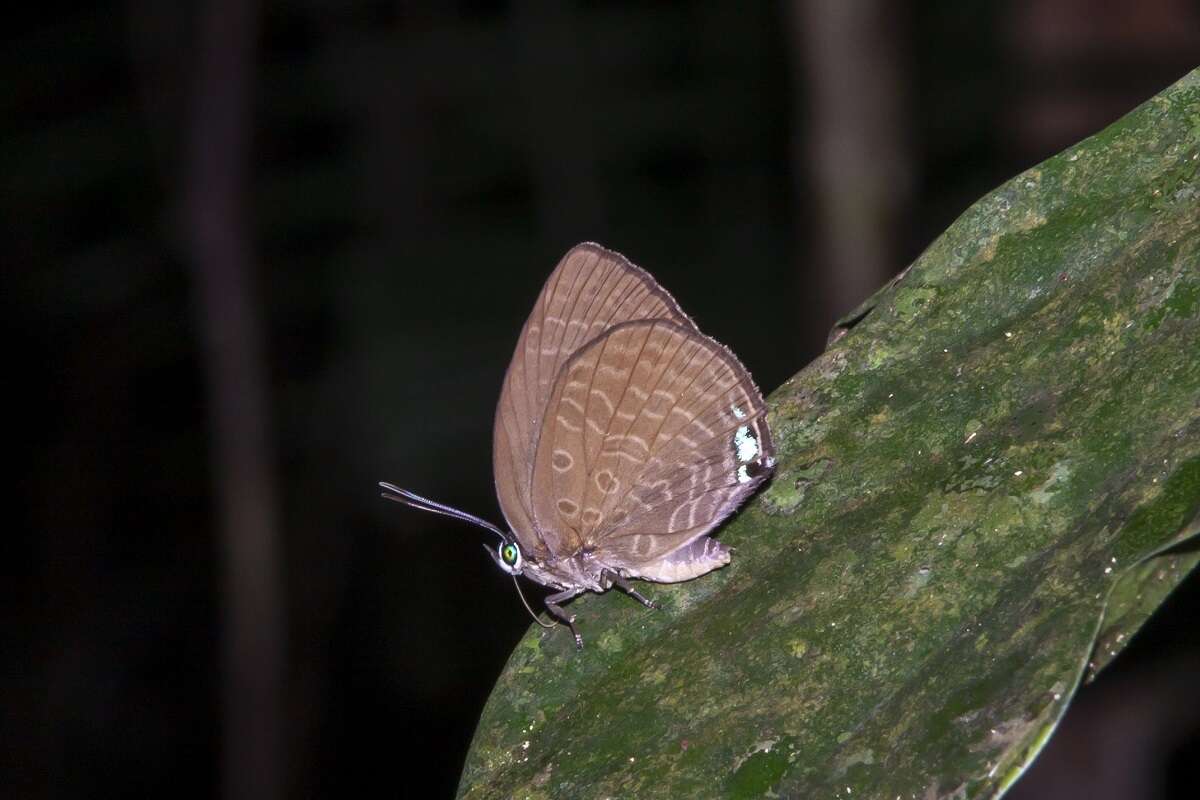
[180,2,284,800]
[789,0,913,326]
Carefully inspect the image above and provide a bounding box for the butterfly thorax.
[521,546,614,593]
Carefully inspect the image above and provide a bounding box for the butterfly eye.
[500,542,522,572]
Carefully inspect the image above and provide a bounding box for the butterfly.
[381,243,775,647]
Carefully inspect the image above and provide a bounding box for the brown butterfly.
[381,243,775,647]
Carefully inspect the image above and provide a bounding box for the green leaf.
[458,69,1200,799]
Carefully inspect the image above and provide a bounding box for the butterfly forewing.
[529,318,774,573]
[494,243,695,557]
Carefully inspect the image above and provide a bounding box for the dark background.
[8,1,1200,798]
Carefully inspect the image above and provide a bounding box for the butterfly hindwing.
[529,319,774,575]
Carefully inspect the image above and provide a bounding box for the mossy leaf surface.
[459,69,1200,800]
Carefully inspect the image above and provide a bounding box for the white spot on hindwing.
[734,424,759,463]
[732,416,762,483]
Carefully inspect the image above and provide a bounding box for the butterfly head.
[485,538,524,576]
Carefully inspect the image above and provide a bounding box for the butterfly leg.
[545,588,585,649]
[601,569,660,610]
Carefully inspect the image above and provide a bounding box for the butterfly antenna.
[378,482,506,541]
[378,482,553,629]
[513,576,558,630]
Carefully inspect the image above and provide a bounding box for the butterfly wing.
[529,319,774,578]
[494,243,696,557]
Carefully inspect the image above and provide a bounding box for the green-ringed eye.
[499,542,522,571]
